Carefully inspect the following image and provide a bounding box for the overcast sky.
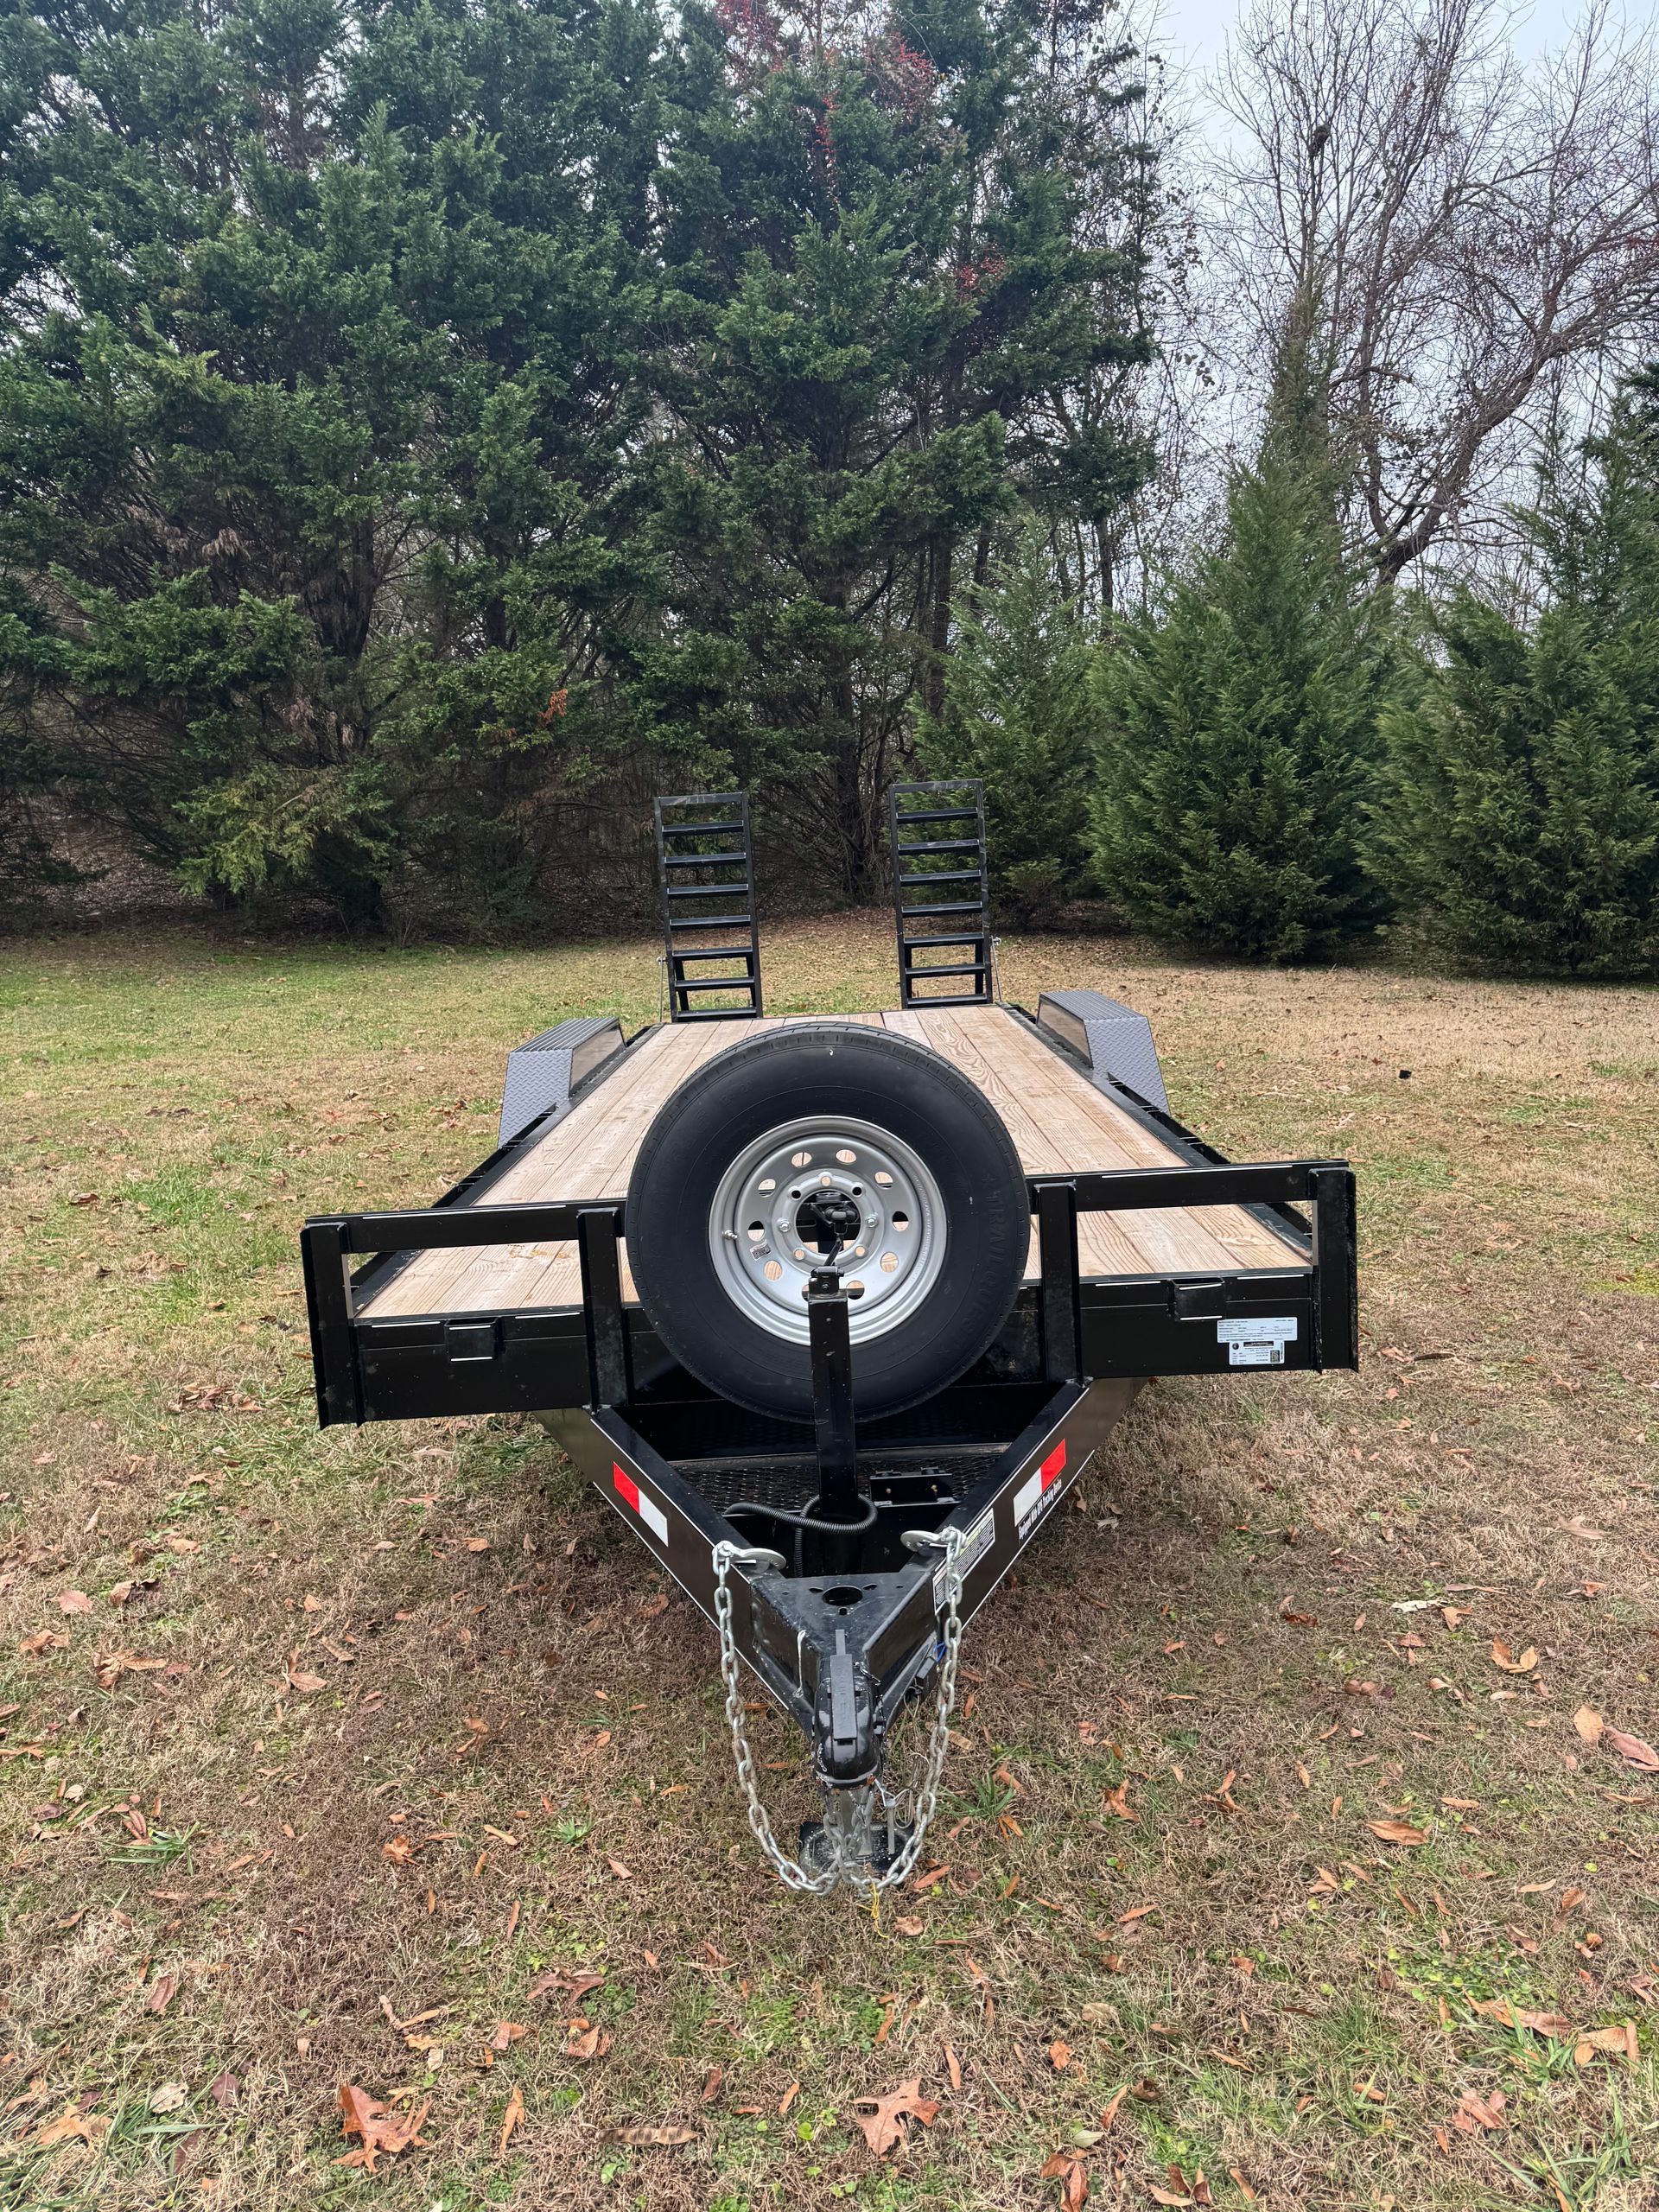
[1146,0,1586,83]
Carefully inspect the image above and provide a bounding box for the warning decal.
[612,1464,669,1544]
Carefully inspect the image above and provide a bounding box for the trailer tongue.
[302,787,1357,1891]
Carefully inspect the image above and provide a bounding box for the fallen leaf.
[638,1593,669,1619]
[1098,2085,1128,2131]
[851,2078,940,2158]
[207,2072,239,2110]
[1574,2022,1637,2064]
[286,1669,326,1695]
[1039,2147,1090,2207]
[490,2021,526,2054]
[1229,2171,1256,2203]
[893,1914,924,1936]
[612,2120,698,2146]
[607,1855,632,1881]
[1491,1639,1537,1675]
[1103,1781,1136,1821]
[337,2084,432,2172]
[1147,2189,1192,2207]
[1048,2039,1072,2070]
[37,2107,111,2149]
[20,1629,70,1656]
[779,2081,799,2116]
[1471,1999,1573,2038]
[149,2082,188,2114]
[94,1649,169,1688]
[527,1968,604,2004]
[382,1835,415,1865]
[1367,1819,1428,1846]
[1573,1706,1604,1745]
[1451,2087,1506,2132]
[57,1590,93,1616]
[498,2082,524,2157]
[147,1972,180,2017]
[944,2044,962,2093]
[1604,1726,1659,1773]
[563,2024,612,2061]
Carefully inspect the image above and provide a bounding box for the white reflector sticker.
[1217,1315,1298,1367]
[612,1464,669,1544]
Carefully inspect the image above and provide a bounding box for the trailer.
[301,785,1357,1891]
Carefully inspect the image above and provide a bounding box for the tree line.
[3,0,1657,974]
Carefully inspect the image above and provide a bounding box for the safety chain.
[710,1532,965,1895]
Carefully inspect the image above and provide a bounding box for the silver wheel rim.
[708,1115,947,1347]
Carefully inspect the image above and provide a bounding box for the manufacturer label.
[612,1464,669,1544]
[934,1507,995,1609]
[1014,1437,1069,1540]
[1217,1315,1298,1367]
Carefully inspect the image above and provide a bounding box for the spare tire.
[625,1022,1028,1422]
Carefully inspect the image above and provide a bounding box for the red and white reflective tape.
[1012,1438,1066,1527]
[612,1464,668,1544]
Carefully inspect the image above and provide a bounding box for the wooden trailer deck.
[359,1007,1302,1320]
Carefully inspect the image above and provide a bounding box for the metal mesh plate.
[684,1446,1004,1516]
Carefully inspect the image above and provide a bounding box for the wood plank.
[359,1014,888,1317]
[358,1006,1297,1319]
[895,1007,1293,1275]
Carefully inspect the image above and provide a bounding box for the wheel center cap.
[797,1190,862,1252]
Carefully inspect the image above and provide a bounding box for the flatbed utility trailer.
[302,787,1357,1891]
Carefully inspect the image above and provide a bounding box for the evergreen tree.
[1380,378,1659,976]
[919,521,1096,925]
[1089,455,1393,960]
[0,0,690,930]
[0,0,1160,926]
[645,0,1158,899]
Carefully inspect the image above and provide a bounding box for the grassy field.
[1,915,1656,2212]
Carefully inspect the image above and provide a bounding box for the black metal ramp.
[888,778,993,1007]
[654,791,763,1020]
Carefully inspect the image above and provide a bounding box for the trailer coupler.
[710,1531,966,1894]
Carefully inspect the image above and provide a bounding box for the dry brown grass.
[2,917,1656,2211]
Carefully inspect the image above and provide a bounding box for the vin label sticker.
[935,1508,995,1610]
[1217,1315,1299,1367]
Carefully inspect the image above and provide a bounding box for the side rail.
[301,1198,627,1428]
[1030,1159,1357,1385]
